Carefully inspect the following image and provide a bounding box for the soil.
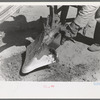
[0,5,100,81]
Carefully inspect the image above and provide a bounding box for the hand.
[60,24,78,38]
[60,24,78,44]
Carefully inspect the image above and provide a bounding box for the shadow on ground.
[74,33,95,45]
[1,14,100,80]
[0,15,45,53]
[74,21,100,45]
[0,14,99,53]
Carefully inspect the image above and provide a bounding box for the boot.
[88,43,100,52]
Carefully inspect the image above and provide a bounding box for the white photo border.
[0,2,100,99]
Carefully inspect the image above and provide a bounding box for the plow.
[22,6,62,74]
[21,5,78,74]
[0,5,79,74]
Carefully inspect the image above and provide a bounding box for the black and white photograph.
[0,2,100,98]
[0,4,100,82]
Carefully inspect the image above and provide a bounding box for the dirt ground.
[0,6,100,81]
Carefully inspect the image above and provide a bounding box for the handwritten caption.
[43,85,55,88]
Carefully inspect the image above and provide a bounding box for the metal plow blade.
[22,52,56,74]
[21,32,57,74]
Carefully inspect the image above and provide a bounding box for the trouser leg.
[74,5,99,28]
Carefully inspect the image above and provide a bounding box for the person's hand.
[60,23,79,44]
[60,24,78,38]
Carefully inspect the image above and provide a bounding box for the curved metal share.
[21,32,57,74]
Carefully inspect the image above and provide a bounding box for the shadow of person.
[0,15,45,53]
[74,16,100,45]
[74,33,95,45]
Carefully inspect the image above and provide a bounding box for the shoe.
[88,43,100,52]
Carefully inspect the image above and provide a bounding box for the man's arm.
[61,5,99,39]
